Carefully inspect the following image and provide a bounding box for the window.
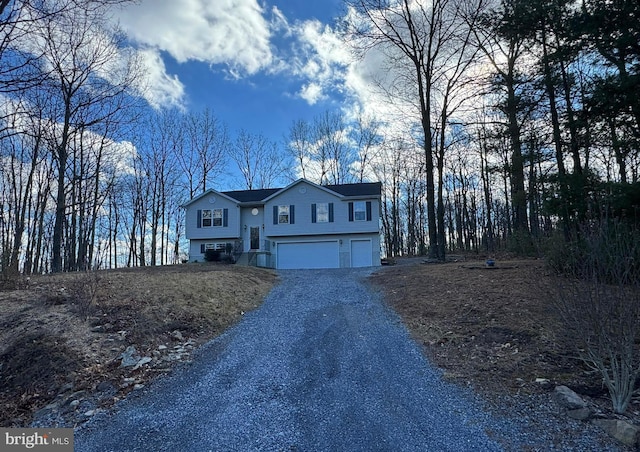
[199,208,227,228]
[273,205,295,224]
[201,243,226,253]
[312,202,333,223]
[202,209,212,227]
[349,201,372,222]
[212,208,223,226]
[278,205,290,224]
[354,201,366,221]
[316,203,329,223]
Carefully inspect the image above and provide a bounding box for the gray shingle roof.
[325,182,382,197]
[220,181,382,202]
[221,188,280,203]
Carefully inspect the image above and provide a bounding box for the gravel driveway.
[75,268,518,451]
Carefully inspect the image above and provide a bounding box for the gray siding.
[184,193,241,240]
[263,181,379,237]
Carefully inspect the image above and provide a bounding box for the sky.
[113,0,379,162]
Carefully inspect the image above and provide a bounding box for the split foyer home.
[183,178,382,269]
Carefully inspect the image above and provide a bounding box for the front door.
[250,227,260,250]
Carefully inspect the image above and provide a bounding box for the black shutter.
[197,209,202,228]
[329,203,334,222]
[200,244,205,253]
[273,206,278,224]
[290,205,295,224]
[311,204,317,223]
[348,202,354,222]
[223,208,228,227]
[366,201,372,221]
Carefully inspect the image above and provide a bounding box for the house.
[183,178,382,269]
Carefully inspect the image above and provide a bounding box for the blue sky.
[116,0,363,148]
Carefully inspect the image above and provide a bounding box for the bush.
[507,229,539,257]
[550,220,640,413]
[204,249,221,262]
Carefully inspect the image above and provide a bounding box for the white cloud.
[299,82,325,105]
[116,0,274,76]
[288,19,351,103]
[282,13,410,139]
[135,48,186,110]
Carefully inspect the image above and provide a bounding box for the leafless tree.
[182,108,228,196]
[468,0,532,234]
[313,111,353,185]
[345,0,487,259]
[350,113,381,183]
[286,119,312,180]
[29,2,142,272]
[231,129,287,189]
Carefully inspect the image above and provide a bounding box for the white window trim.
[205,243,227,251]
[278,205,290,224]
[212,208,223,227]
[354,201,366,222]
[316,202,329,223]
[202,209,213,227]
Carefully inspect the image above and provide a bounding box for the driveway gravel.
[74,268,607,451]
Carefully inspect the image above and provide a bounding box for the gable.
[264,180,343,205]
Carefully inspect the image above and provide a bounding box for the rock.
[120,345,140,367]
[96,381,115,393]
[554,385,587,410]
[158,344,168,350]
[59,382,74,392]
[593,419,640,447]
[62,391,86,407]
[534,378,552,389]
[171,330,184,341]
[567,407,592,420]
[133,384,145,390]
[133,356,152,370]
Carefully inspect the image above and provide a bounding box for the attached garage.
[277,241,339,269]
[351,239,373,267]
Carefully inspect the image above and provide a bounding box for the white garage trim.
[277,240,340,269]
[350,239,373,267]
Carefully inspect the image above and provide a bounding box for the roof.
[185,179,382,206]
[224,180,382,202]
[221,188,280,203]
[325,182,382,197]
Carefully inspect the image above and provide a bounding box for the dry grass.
[369,258,621,403]
[0,263,277,427]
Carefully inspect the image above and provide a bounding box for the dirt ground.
[0,263,277,427]
[2,257,639,441]
[369,257,640,424]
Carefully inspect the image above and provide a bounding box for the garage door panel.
[277,241,339,269]
[351,239,372,267]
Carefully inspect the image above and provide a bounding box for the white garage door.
[351,239,372,267]
[277,241,339,269]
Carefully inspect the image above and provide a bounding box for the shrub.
[204,249,221,262]
[550,219,640,413]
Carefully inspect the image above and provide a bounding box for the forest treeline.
[1,0,639,276]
